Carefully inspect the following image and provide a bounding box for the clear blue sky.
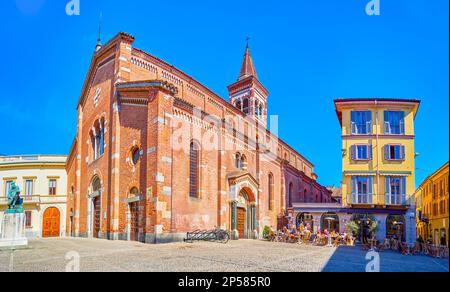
[0,0,448,187]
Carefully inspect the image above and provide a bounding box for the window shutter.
[399,112,405,134]
[366,112,373,134]
[368,177,373,204]
[351,112,356,134]
[384,145,390,160]
[401,177,407,204]
[385,176,391,205]
[351,177,357,204]
[351,145,356,160]
[401,145,406,160]
[384,111,390,134]
[368,145,373,160]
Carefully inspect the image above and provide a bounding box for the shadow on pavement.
[322,246,449,272]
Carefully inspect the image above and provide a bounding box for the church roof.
[238,45,258,81]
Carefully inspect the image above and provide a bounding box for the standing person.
[427,235,433,245]
[441,233,447,248]
[363,225,370,245]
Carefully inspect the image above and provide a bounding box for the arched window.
[91,118,105,160]
[235,100,242,111]
[240,155,247,170]
[189,141,200,198]
[268,173,274,211]
[235,153,247,170]
[235,153,242,169]
[242,98,249,114]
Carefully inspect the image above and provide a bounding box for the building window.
[4,180,14,197]
[93,88,101,106]
[351,176,373,204]
[91,118,105,161]
[384,111,405,135]
[242,98,249,114]
[351,111,372,135]
[49,179,57,195]
[25,211,32,228]
[268,173,274,211]
[235,153,242,169]
[131,147,141,165]
[385,176,406,205]
[189,141,200,198]
[385,145,406,161]
[235,100,242,111]
[25,179,34,198]
[351,145,372,161]
[235,153,246,170]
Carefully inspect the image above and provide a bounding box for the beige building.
[0,155,67,238]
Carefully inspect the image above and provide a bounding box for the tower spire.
[238,36,258,81]
[95,11,103,52]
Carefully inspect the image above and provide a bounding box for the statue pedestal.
[0,213,28,249]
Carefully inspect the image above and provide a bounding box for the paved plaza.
[0,238,448,272]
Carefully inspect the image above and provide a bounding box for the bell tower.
[228,39,269,127]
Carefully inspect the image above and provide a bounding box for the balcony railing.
[347,193,408,206]
[385,193,407,206]
[0,195,41,206]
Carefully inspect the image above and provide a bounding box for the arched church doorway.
[231,188,257,240]
[89,176,102,239]
[127,187,140,242]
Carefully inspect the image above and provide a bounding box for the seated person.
[282,227,291,242]
[268,226,277,241]
[312,231,321,244]
[383,237,391,249]
[330,230,339,238]
[290,226,298,242]
[333,234,344,247]
[411,241,421,255]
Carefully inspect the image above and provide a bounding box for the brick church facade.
[66,32,332,243]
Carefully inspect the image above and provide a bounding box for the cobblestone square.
[0,238,448,272]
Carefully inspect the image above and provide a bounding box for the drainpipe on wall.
[375,101,381,204]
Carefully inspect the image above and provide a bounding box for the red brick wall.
[68,32,330,241]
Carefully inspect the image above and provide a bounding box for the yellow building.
[415,162,449,247]
[334,98,420,243]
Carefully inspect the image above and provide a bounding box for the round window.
[131,147,140,165]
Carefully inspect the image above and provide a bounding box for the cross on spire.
[238,36,258,81]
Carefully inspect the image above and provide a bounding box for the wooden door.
[129,202,139,241]
[237,208,246,239]
[42,207,60,238]
[93,197,101,238]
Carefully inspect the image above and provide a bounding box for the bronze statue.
[6,182,24,214]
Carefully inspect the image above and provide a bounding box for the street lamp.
[324,217,336,247]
